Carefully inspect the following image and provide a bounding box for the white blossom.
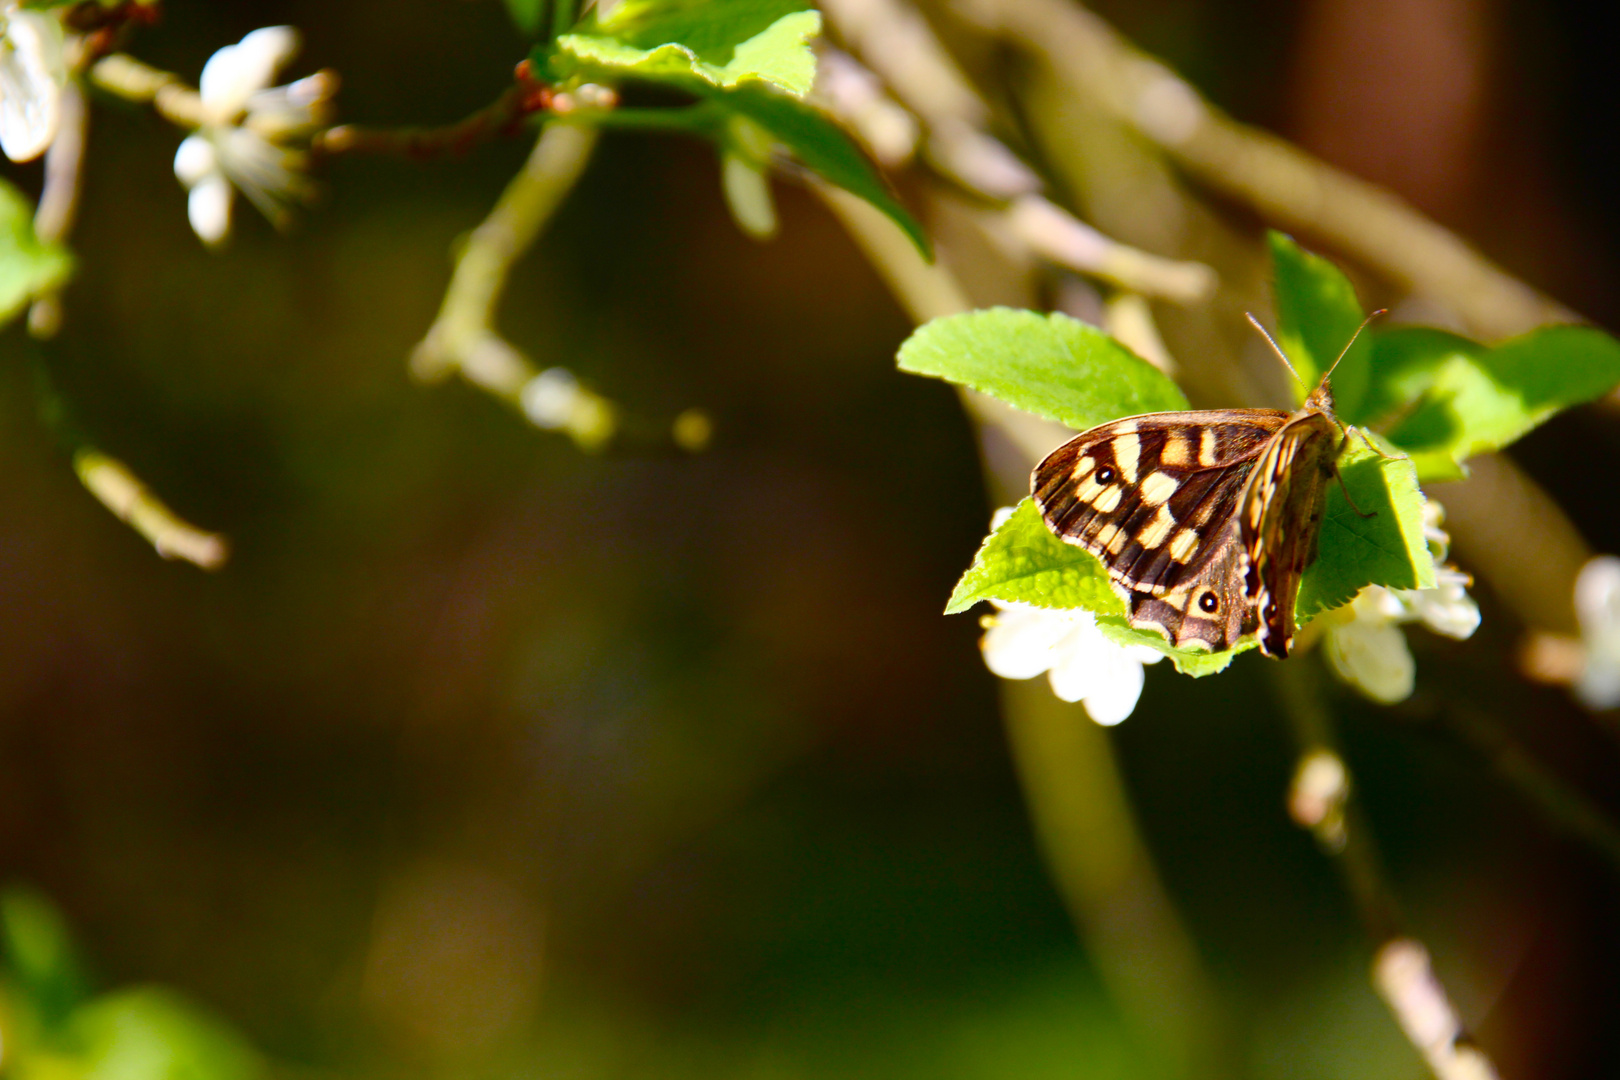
[174,27,333,246]
[1573,555,1620,709]
[0,4,66,162]
[1322,499,1480,704]
[980,599,1163,726]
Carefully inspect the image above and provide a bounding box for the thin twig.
[74,451,228,570]
[88,52,206,127]
[960,0,1571,340]
[1272,659,1502,1080]
[29,79,88,338]
[316,85,540,159]
[819,0,1216,304]
[410,122,619,450]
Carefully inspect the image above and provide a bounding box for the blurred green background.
[4,1,1620,1077]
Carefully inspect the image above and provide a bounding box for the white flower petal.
[199,26,300,119]
[1326,618,1415,705]
[1077,658,1145,726]
[981,603,1075,681]
[1410,580,1480,640]
[173,134,218,186]
[1574,556,1620,709]
[186,174,234,245]
[0,10,66,162]
[1045,623,1112,703]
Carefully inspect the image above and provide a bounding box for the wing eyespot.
[1198,591,1219,614]
[1096,465,1116,484]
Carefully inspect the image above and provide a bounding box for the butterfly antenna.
[1323,308,1389,380]
[1244,312,1304,387]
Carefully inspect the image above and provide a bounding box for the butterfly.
[1031,315,1378,659]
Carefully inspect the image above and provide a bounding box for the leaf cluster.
[899,234,1620,675]
[511,0,925,254]
[0,887,263,1080]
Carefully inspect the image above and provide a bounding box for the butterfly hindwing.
[1239,385,1343,657]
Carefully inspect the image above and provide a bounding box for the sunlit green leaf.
[1296,432,1435,618]
[898,308,1188,431]
[1385,324,1620,478]
[1,178,72,328]
[1095,618,1252,676]
[945,499,1122,617]
[1269,231,1373,421]
[593,0,811,64]
[554,8,821,97]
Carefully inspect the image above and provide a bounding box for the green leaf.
[1296,432,1435,619]
[554,8,821,97]
[945,501,1245,677]
[0,178,72,328]
[69,988,264,1080]
[945,499,1122,617]
[721,85,928,256]
[1095,618,1253,676]
[1,886,88,1028]
[593,0,811,64]
[1359,326,1482,428]
[1269,231,1373,421]
[503,0,545,34]
[897,308,1189,430]
[1385,324,1620,478]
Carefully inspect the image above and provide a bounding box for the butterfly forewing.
[1033,411,1286,597]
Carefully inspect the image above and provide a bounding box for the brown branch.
[959,0,1571,340]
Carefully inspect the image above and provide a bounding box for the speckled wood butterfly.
[1032,315,1379,658]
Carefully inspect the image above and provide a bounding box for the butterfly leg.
[1333,465,1377,518]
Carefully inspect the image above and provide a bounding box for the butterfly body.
[1032,376,1343,658]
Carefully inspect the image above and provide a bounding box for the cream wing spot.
[1114,434,1141,483]
[1094,522,1128,555]
[1198,428,1219,466]
[1168,528,1201,563]
[1161,434,1193,466]
[1093,485,1123,513]
[1139,470,1179,507]
[1136,504,1177,549]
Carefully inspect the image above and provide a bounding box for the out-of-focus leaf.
[898,308,1188,431]
[69,987,264,1080]
[1,886,88,1028]
[503,0,546,34]
[0,178,72,328]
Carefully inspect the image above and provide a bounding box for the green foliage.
[503,0,545,34]
[553,10,821,96]
[0,178,72,328]
[897,308,1188,430]
[541,1,927,256]
[1295,433,1435,618]
[945,499,1123,618]
[2,887,263,1080]
[68,989,265,1080]
[1268,230,1620,481]
[1269,231,1374,418]
[1380,324,1620,480]
[2,887,88,1027]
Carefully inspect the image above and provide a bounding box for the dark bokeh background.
[3,1,1620,1077]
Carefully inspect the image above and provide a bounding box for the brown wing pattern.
[1124,516,1260,652]
[1032,410,1288,601]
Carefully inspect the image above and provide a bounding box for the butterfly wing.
[1238,407,1342,658]
[1032,409,1289,651]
